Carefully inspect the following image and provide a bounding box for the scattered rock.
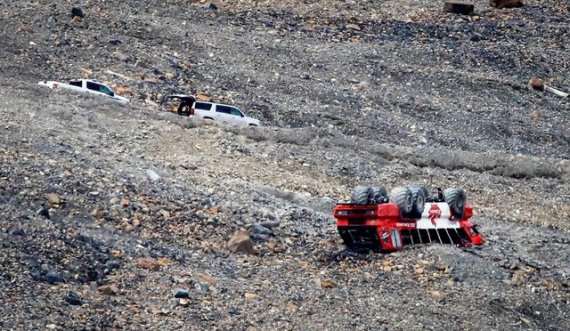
[71,7,85,19]
[195,273,219,285]
[46,270,64,284]
[46,193,60,207]
[194,282,209,294]
[320,279,336,289]
[174,288,190,298]
[428,291,442,300]
[531,110,544,120]
[145,169,161,181]
[528,77,545,91]
[203,3,218,10]
[244,293,259,301]
[137,257,168,271]
[179,298,191,307]
[443,1,475,15]
[490,0,523,9]
[98,285,118,295]
[250,223,273,236]
[227,230,255,254]
[346,24,360,31]
[65,292,82,306]
[37,204,50,219]
[105,260,120,272]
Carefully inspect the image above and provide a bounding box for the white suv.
[194,101,260,127]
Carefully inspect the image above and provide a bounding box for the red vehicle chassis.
[334,202,484,252]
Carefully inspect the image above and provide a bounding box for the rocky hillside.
[1,0,569,330]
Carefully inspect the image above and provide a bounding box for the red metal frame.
[334,202,484,252]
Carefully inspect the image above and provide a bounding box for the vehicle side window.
[195,102,212,111]
[230,107,243,117]
[86,81,100,91]
[215,105,232,114]
[69,81,82,87]
[99,85,113,96]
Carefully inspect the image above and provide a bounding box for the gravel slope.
[1,1,569,330]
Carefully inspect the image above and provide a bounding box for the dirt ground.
[0,1,568,330]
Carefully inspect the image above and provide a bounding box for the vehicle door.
[229,106,247,126]
[214,104,234,125]
[194,102,214,120]
[86,81,114,99]
[97,84,116,100]
[86,81,103,97]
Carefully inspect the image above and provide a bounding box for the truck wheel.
[350,186,372,205]
[389,187,413,215]
[409,186,426,216]
[369,186,387,204]
[444,188,466,219]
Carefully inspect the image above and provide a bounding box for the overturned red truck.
[334,185,484,252]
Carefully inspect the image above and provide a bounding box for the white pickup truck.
[38,79,130,104]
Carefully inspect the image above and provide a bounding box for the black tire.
[409,186,426,216]
[369,186,388,204]
[444,188,466,219]
[389,187,413,214]
[350,186,372,205]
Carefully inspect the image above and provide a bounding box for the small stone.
[415,267,425,274]
[120,199,130,207]
[194,282,209,294]
[98,285,118,295]
[65,291,82,306]
[435,263,448,271]
[71,7,85,19]
[346,24,360,31]
[137,258,161,271]
[174,288,190,298]
[250,224,273,236]
[203,3,218,10]
[46,193,60,206]
[320,279,336,289]
[528,77,545,91]
[531,110,544,120]
[159,210,171,219]
[244,293,259,301]
[37,204,50,219]
[286,302,298,311]
[228,307,240,315]
[195,273,219,285]
[46,324,57,330]
[428,291,442,300]
[179,298,191,307]
[490,0,523,9]
[146,169,161,181]
[443,1,475,15]
[46,270,64,284]
[105,260,120,272]
[227,230,255,255]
